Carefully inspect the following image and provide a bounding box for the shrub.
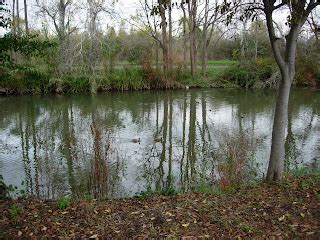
[295,51,320,87]
[9,204,22,220]
[219,58,276,88]
[212,131,260,188]
[57,196,71,210]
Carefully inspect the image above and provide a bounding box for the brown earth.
[1,175,319,239]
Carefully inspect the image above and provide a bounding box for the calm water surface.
[0,89,319,199]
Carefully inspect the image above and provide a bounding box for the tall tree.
[198,0,226,76]
[37,0,77,73]
[222,0,319,182]
[263,0,319,182]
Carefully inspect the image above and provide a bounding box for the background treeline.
[0,0,319,94]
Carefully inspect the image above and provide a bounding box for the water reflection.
[0,89,319,199]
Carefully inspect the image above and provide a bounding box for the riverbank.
[1,58,319,95]
[1,175,319,238]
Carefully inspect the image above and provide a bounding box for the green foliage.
[0,33,56,68]
[109,68,145,90]
[8,204,22,220]
[285,166,320,177]
[0,175,7,199]
[219,58,276,88]
[239,223,255,233]
[295,50,320,87]
[160,187,177,196]
[137,186,177,199]
[0,0,10,29]
[207,60,239,66]
[57,196,71,210]
[0,175,26,199]
[64,74,90,93]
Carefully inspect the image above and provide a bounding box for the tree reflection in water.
[0,89,319,199]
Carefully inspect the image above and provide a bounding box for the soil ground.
[1,175,319,239]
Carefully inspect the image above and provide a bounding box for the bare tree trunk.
[168,0,173,71]
[201,0,209,76]
[12,0,16,35]
[240,19,247,59]
[181,2,187,70]
[188,0,197,77]
[155,41,159,70]
[159,3,169,73]
[58,0,68,74]
[24,0,29,35]
[254,22,259,59]
[16,0,21,36]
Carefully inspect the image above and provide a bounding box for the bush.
[219,58,276,88]
[57,196,71,210]
[212,131,260,188]
[295,51,320,87]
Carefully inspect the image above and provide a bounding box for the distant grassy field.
[207,60,239,65]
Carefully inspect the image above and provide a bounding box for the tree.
[198,0,227,76]
[263,0,319,182]
[37,0,78,73]
[222,0,319,182]
[306,10,320,45]
[139,0,174,72]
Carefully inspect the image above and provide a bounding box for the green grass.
[207,60,239,66]
[57,196,71,210]
[8,204,22,220]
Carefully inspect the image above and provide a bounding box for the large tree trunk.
[266,73,292,181]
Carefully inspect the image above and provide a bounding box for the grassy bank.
[0,65,224,95]
[1,58,319,95]
[1,174,319,238]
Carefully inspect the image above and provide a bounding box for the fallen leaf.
[182,223,190,227]
[89,234,98,239]
[165,212,173,217]
[18,231,22,236]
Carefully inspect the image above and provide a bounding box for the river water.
[0,89,319,199]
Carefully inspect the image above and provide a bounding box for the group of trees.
[1,0,320,183]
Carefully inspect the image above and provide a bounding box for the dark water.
[0,89,319,199]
